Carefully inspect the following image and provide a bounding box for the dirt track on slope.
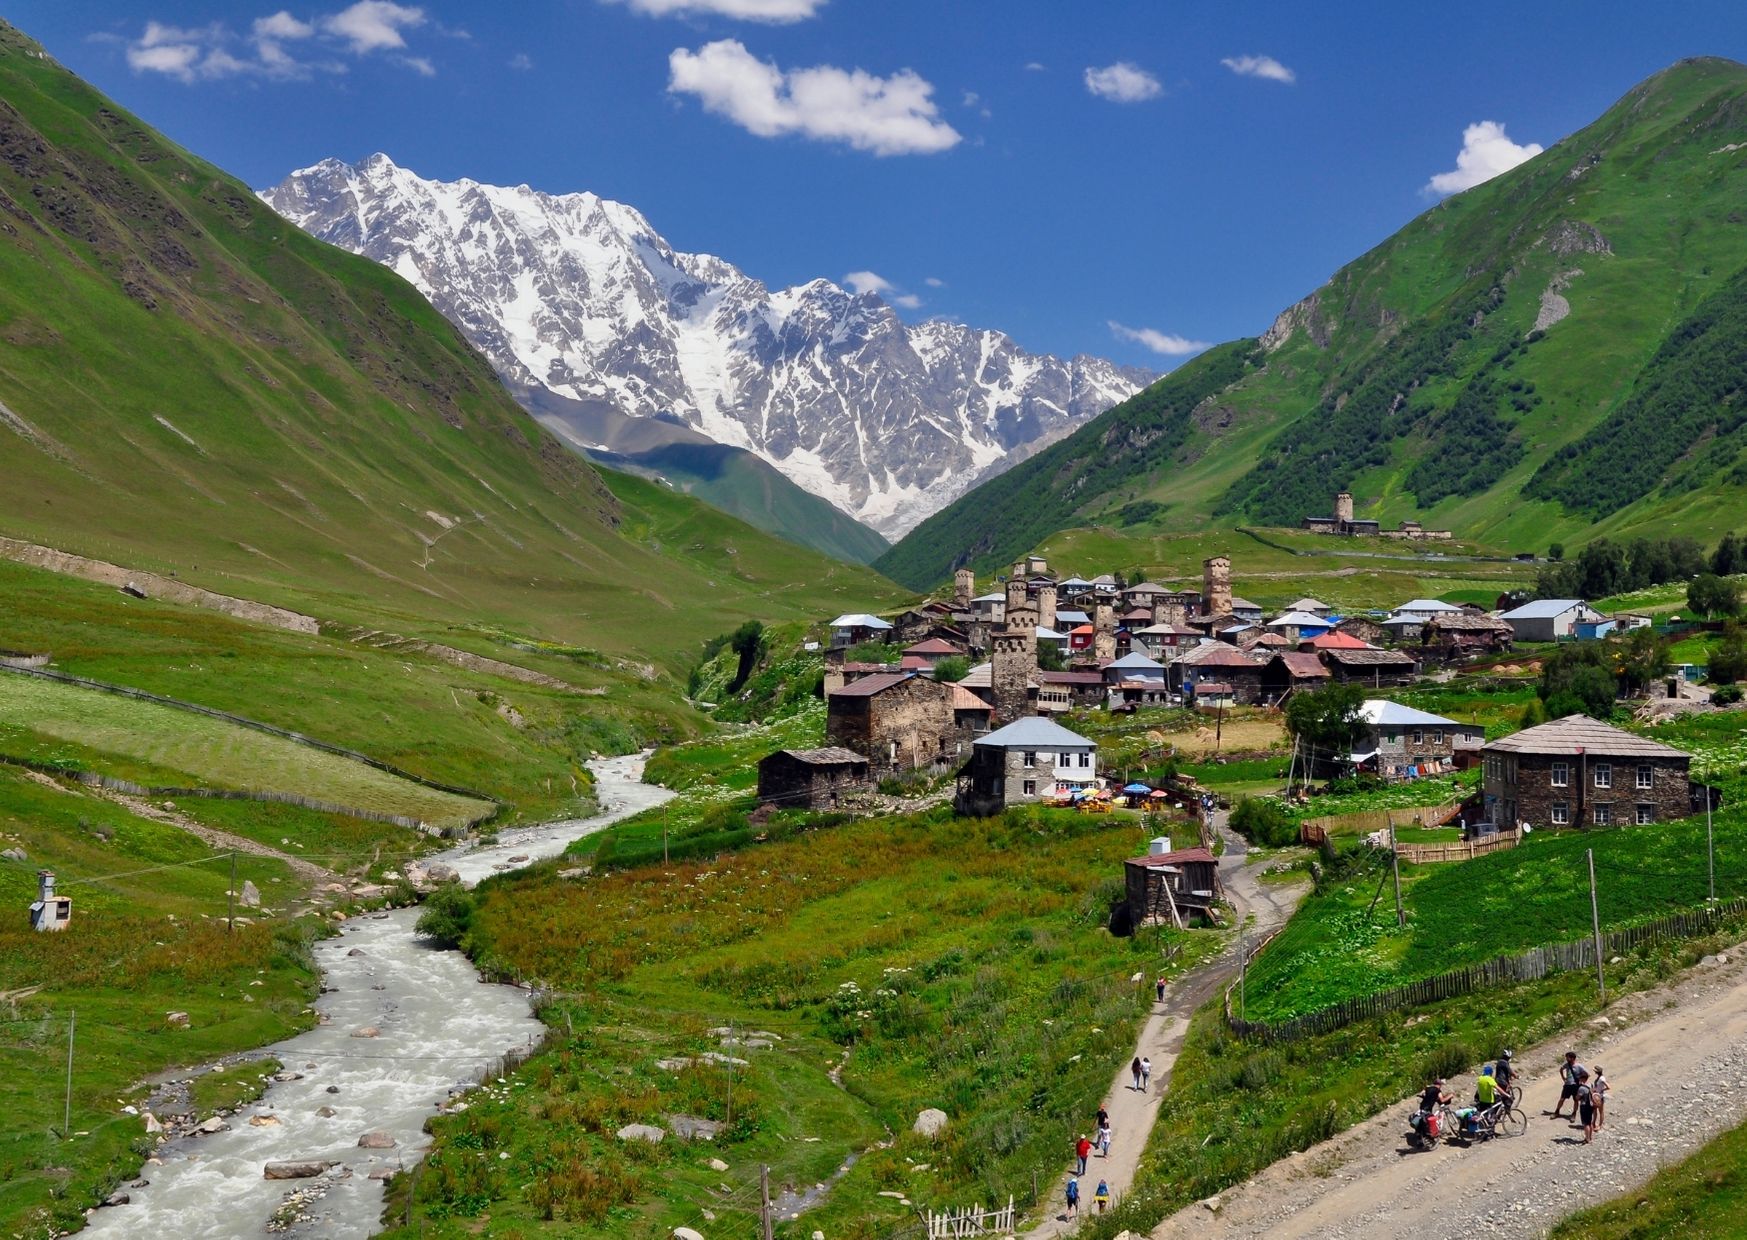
[1148,945,1747,1240]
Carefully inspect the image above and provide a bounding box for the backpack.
[1066,1181,1079,1203]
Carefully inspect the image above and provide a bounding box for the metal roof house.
[955,716,1098,816]
[1496,599,1605,642]
[828,613,893,648]
[1482,715,1698,829]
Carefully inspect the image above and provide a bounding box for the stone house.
[1346,700,1484,779]
[1419,613,1515,662]
[1036,670,1106,713]
[1259,651,1331,702]
[1334,615,1390,646]
[1132,623,1201,659]
[756,748,870,809]
[954,716,1098,816]
[828,613,892,649]
[900,637,964,672]
[1124,840,1221,926]
[1481,715,1695,829]
[826,672,978,771]
[1171,643,1265,704]
[1318,646,1419,687]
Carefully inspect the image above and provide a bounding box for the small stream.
[85,752,675,1239]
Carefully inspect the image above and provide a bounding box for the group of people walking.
[1413,1047,1612,1148]
[1065,1104,1115,1218]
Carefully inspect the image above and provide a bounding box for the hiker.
[1593,1066,1610,1130]
[1141,1056,1152,1092]
[1095,1179,1111,1214]
[1075,1134,1091,1175]
[1576,1072,1596,1143]
[1131,1056,1143,1090]
[1064,1174,1080,1219]
[1097,1116,1112,1158]
[1552,1052,1585,1119]
[1095,1105,1109,1132]
[1156,974,1167,1002]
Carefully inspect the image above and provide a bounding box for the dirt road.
[1149,944,1747,1239]
[1029,819,1307,1235]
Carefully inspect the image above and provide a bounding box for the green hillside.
[0,21,902,670]
[879,57,1747,590]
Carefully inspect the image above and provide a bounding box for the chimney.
[37,870,55,903]
[1148,836,1173,857]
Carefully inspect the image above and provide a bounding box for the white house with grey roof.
[954,716,1098,815]
[1496,598,1605,642]
[1342,699,1485,778]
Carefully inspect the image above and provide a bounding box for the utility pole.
[760,1165,774,1240]
[1706,756,1716,903]
[663,807,669,867]
[725,1020,734,1135]
[1587,848,1606,1004]
[1239,930,1248,1021]
[227,850,237,934]
[1389,821,1405,928]
[1285,735,1298,798]
[63,1009,75,1138]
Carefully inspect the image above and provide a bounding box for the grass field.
[386,806,1213,1238]
[1549,1112,1747,1239]
[0,768,319,1234]
[0,673,491,830]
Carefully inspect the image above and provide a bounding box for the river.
[84,752,674,1239]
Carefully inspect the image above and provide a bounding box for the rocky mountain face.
[261,155,1148,538]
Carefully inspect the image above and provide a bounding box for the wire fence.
[1225,895,1747,1044]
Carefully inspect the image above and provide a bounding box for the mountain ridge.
[260,153,1150,538]
[878,56,1747,589]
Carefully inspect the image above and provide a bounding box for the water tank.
[1148,836,1173,856]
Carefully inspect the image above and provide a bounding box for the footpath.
[1028,819,1307,1236]
[1147,942,1747,1239]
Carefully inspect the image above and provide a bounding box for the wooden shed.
[1124,842,1221,927]
[756,747,871,810]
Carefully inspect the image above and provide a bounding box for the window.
[1022,751,1037,769]
[1410,729,1423,745]
[1551,802,1570,826]
[1636,765,1653,790]
[1551,762,1569,788]
[1593,803,1612,826]
[1078,752,1091,768]
[1635,803,1655,825]
[1022,779,1037,797]
[1431,730,1443,745]
[1594,763,1612,790]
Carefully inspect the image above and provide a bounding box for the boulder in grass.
[912,1108,949,1138]
[673,1229,706,1240]
[616,1123,665,1144]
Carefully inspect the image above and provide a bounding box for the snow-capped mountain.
[260,155,1150,537]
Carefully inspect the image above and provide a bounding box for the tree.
[1539,643,1618,719]
[933,655,970,683]
[1688,573,1742,618]
[1548,542,1565,562]
[1614,627,1671,697]
[1713,532,1743,578]
[1711,627,1747,684]
[1282,682,1369,768]
[1230,797,1297,847]
[1037,641,1066,672]
[415,884,474,950]
[726,619,765,693]
[1518,696,1549,729]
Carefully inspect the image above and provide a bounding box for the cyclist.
[1493,1049,1516,1099]
[1412,1077,1452,1142]
[1474,1064,1499,1111]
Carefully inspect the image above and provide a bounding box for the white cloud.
[844,270,921,308]
[1024,61,1046,72]
[1108,321,1210,356]
[610,0,826,20]
[322,1,425,53]
[123,5,435,82]
[668,40,961,156]
[508,52,534,71]
[1425,120,1543,195]
[891,292,922,309]
[924,276,945,288]
[1084,61,1161,104]
[1220,54,1294,84]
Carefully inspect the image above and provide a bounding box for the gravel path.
[1029,819,1308,1235]
[1149,944,1747,1239]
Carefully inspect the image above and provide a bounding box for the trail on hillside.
[1029,818,1307,1236]
[1148,944,1747,1239]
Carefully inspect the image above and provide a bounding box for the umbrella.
[1123,783,1152,795]
[1148,789,1170,798]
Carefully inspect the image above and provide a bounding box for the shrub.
[1713,685,1743,706]
[415,884,475,949]
[1230,797,1297,847]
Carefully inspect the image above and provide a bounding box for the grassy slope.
[593,446,890,566]
[1549,1113,1747,1238]
[387,807,1201,1239]
[878,58,1747,591]
[0,22,903,673]
[0,768,318,1234]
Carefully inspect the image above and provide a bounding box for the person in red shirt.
[1075,1134,1091,1175]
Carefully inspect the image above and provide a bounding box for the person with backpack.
[1075,1134,1091,1175]
[1412,1077,1451,1144]
[1156,974,1167,1002]
[1095,1179,1111,1213]
[1064,1174,1080,1219]
[1474,1064,1499,1111]
[1576,1071,1596,1143]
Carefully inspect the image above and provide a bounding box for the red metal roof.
[948,684,992,711]
[903,638,963,655]
[1308,631,1374,650]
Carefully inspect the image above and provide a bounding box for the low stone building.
[1419,613,1515,662]
[954,716,1098,816]
[1318,646,1419,687]
[1171,643,1266,703]
[1259,651,1331,702]
[756,748,871,809]
[1481,715,1695,829]
[826,672,977,771]
[1124,839,1221,926]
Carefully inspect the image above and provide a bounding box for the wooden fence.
[1393,829,1521,864]
[1298,802,1463,846]
[925,1197,1015,1238]
[1225,896,1747,1044]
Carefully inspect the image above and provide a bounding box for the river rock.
[326,1085,341,1094]
[617,1123,666,1144]
[104,1191,130,1206]
[143,1112,163,1134]
[196,1116,229,1134]
[913,1108,950,1138]
[165,1011,190,1028]
[239,880,261,908]
[423,863,460,884]
[264,1160,331,1180]
[350,1027,380,1039]
[347,948,367,957]
[248,1114,281,1127]
[317,1106,337,1118]
[368,1168,396,1181]
[357,1130,397,1149]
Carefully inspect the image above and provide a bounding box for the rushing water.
[85,752,674,1239]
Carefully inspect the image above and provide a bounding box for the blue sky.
[17,1,1747,369]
